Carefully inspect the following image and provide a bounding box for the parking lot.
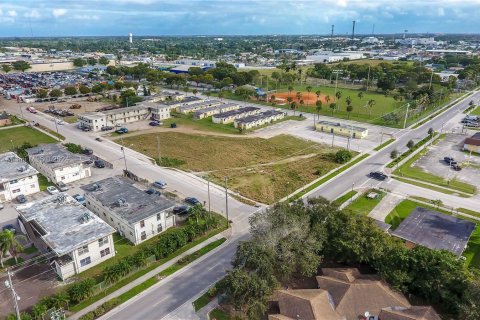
[415,133,480,189]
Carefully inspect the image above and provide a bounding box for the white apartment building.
[0,152,40,202]
[137,101,171,121]
[17,193,116,280]
[27,144,91,184]
[78,105,150,132]
[82,177,176,245]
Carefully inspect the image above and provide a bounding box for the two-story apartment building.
[17,193,116,280]
[82,177,176,245]
[137,101,171,121]
[78,105,151,132]
[27,144,92,184]
[0,152,40,202]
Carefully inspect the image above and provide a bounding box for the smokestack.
[129,32,133,44]
[352,20,356,40]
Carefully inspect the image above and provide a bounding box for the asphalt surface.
[2,90,478,320]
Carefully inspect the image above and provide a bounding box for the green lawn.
[209,308,234,320]
[38,173,55,191]
[374,138,395,151]
[344,189,385,215]
[392,177,470,198]
[22,245,38,254]
[0,126,57,153]
[394,147,476,195]
[463,226,480,270]
[469,106,480,116]
[333,190,358,206]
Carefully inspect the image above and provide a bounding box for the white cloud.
[73,14,100,21]
[7,10,16,17]
[437,7,445,16]
[52,8,67,18]
[24,9,40,19]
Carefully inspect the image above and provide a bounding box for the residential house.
[17,193,116,280]
[0,152,39,202]
[315,120,368,139]
[82,177,176,245]
[27,144,92,184]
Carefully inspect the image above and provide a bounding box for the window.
[98,237,109,247]
[80,257,91,267]
[100,248,111,257]
[78,245,89,255]
[130,231,133,236]
[31,184,36,188]
[157,224,163,233]
[141,231,146,240]
[140,220,145,228]
[156,213,161,221]
[12,188,20,194]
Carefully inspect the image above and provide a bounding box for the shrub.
[79,312,95,320]
[335,150,353,164]
[67,278,96,303]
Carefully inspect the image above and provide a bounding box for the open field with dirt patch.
[274,91,329,105]
[116,132,345,204]
[0,126,57,153]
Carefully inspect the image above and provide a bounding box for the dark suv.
[368,171,388,181]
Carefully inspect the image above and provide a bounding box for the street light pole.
[6,269,21,320]
[224,176,229,228]
[121,147,128,172]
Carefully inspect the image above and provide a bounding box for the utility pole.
[351,20,356,41]
[331,132,335,148]
[403,103,410,129]
[429,70,434,90]
[224,177,229,228]
[207,180,211,214]
[54,117,60,140]
[156,136,161,165]
[366,66,371,91]
[6,269,21,320]
[121,146,128,172]
[331,24,335,50]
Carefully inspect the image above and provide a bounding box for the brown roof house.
[268,268,441,320]
[0,111,12,127]
[464,132,480,153]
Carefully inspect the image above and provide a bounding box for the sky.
[0,0,479,37]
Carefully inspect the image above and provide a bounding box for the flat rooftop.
[160,96,201,105]
[235,110,285,124]
[0,152,39,184]
[214,106,260,119]
[78,112,105,120]
[178,100,222,110]
[82,177,176,224]
[392,207,476,256]
[103,105,147,115]
[26,143,91,170]
[17,193,115,256]
[316,120,368,132]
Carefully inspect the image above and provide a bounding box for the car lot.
[414,133,480,189]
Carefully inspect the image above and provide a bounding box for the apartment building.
[177,100,223,114]
[78,105,150,132]
[27,144,92,184]
[212,107,260,124]
[82,177,176,245]
[234,110,286,130]
[17,193,116,280]
[194,102,240,119]
[0,152,39,202]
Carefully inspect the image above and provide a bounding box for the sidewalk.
[368,192,403,221]
[70,230,230,320]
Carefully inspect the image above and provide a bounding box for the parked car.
[170,123,177,128]
[368,171,388,181]
[149,121,161,126]
[82,127,91,132]
[47,186,59,194]
[2,224,16,234]
[101,126,114,131]
[84,148,93,155]
[452,164,462,171]
[26,106,37,113]
[0,203,4,210]
[73,194,86,206]
[152,180,167,189]
[444,157,456,165]
[57,181,68,192]
[95,137,102,142]
[173,205,190,215]
[145,188,160,195]
[16,194,27,203]
[185,197,201,206]
[116,127,128,134]
[94,160,105,168]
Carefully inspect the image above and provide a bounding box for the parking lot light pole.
[224,176,229,228]
[121,147,128,172]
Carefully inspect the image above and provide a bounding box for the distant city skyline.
[0,0,479,37]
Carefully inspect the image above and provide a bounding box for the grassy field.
[470,107,480,116]
[333,190,358,206]
[0,126,57,153]
[117,132,343,204]
[464,226,480,270]
[344,189,385,215]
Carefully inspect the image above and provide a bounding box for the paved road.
[2,92,478,320]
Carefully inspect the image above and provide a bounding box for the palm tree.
[347,105,354,119]
[306,86,312,95]
[316,100,323,120]
[345,96,353,119]
[315,90,321,100]
[51,292,69,310]
[325,95,331,104]
[291,102,297,116]
[367,99,376,118]
[192,88,198,96]
[335,91,342,111]
[358,91,364,100]
[31,303,47,320]
[329,103,337,116]
[296,91,302,102]
[0,230,25,264]
[288,85,294,96]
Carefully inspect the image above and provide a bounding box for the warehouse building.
[0,152,39,203]
[17,193,116,280]
[234,110,286,130]
[315,121,368,139]
[82,177,176,245]
[27,144,91,184]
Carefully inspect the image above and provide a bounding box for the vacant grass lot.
[118,133,343,204]
[0,126,57,153]
[464,226,480,270]
[344,189,385,215]
[469,107,480,116]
